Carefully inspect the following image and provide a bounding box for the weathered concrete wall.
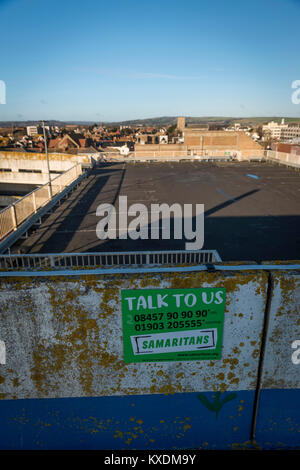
[0,171,63,185]
[134,143,188,158]
[0,151,99,184]
[184,131,262,153]
[0,151,97,164]
[0,158,74,173]
[267,150,300,168]
[0,266,300,449]
[0,269,267,400]
[0,156,75,184]
[261,271,300,390]
[255,271,300,449]
[133,133,263,159]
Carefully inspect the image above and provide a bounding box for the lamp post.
[42,120,52,198]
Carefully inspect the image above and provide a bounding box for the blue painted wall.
[255,389,300,450]
[0,390,254,450]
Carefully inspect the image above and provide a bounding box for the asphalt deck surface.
[13,161,300,262]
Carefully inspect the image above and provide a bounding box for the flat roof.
[13,161,300,262]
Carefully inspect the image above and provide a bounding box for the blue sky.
[0,0,300,121]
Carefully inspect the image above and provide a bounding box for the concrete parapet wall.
[0,269,267,400]
[0,151,99,184]
[106,151,264,162]
[0,151,96,164]
[184,131,262,152]
[0,156,75,185]
[0,158,73,173]
[0,265,299,449]
[261,271,300,390]
[267,150,300,168]
[0,171,65,185]
[132,142,264,160]
[255,271,300,449]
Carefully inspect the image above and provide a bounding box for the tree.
[167,124,178,138]
[256,125,264,139]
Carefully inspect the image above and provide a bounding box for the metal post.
[42,121,52,198]
[32,192,37,213]
[11,205,17,231]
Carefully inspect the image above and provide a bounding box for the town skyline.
[1,114,300,127]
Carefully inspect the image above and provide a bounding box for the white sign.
[130,329,217,356]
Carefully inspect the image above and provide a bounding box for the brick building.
[133,117,263,158]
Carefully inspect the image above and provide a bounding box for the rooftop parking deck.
[12,161,300,262]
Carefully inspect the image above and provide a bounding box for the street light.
[42,120,52,198]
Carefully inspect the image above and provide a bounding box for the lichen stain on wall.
[0,269,268,400]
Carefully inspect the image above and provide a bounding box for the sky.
[0,0,300,122]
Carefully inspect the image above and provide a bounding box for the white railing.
[102,150,265,162]
[0,250,221,270]
[0,163,82,241]
[103,153,234,162]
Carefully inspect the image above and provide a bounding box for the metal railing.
[0,249,221,270]
[0,163,82,241]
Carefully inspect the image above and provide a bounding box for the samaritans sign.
[121,288,226,363]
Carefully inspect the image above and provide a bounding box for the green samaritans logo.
[122,287,226,363]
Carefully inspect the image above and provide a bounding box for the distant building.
[26,125,42,136]
[251,132,260,141]
[186,123,210,131]
[262,119,300,141]
[225,123,251,132]
[12,128,26,139]
[159,135,168,144]
[177,117,186,131]
[262,119,288,139]
[271,142,300,156]
[281,124,300,141]
[48,134,81,152]
[26,125,51,137]
[136,133,168,144]
[119,144,130,156]
[182,128,262,155]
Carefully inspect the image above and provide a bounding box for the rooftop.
[12,161,300,262]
